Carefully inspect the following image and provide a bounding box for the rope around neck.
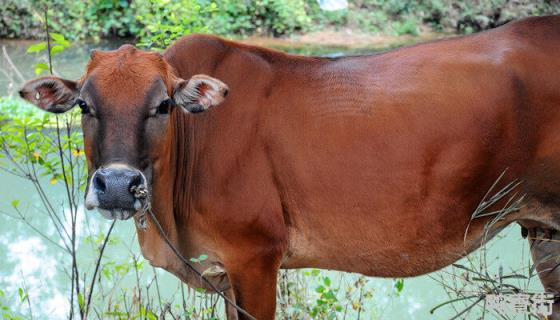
[130,185,256,320]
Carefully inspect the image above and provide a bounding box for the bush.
[200,0,313,37]
[0,0,140,40]
[391,17,418,35]
[0,0,314,41]
[1,1,560,45]
[0,0,42,39]
[134,0,208,49]
[418,0,560,33]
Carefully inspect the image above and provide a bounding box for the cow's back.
[163,16,560,277]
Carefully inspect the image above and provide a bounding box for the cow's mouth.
[86,188,149,221]
[97,208,137,220]
[88,188,149,221]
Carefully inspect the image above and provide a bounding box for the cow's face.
[19,44,228,220]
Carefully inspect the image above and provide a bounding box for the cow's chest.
[135,219,230,292]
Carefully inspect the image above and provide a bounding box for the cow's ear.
[19,76,78,114]
[173,75,229,114]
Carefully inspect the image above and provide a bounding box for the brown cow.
[20,15,560,319]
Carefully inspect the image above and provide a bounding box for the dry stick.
[122,290,131,318]
[0,64,18,94]
[132,254,143,316]
[44,7,53,75]
[152,267,163,313]
[1,45,25,82]
[65,119,78,212]
[55,117,83,319]
[20,271,33,320]
[40,6,82,315]
[21,129,70,246]
[0,164,28,179]
[84,220,116,318]
[356,283,364,320]
[164,304,178,320]
[21,126,71,247]
[210,294,219,319]
[449,296,485,320]
[10,206,67,252]
[180,283,187,317]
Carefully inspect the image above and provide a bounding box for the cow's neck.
[135,110,189,271]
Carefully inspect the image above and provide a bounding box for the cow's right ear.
[19,76,78,113]
[172,75,229,114]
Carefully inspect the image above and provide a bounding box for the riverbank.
[243,27,447,53]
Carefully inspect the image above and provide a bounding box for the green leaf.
[50,45,65,56]
[10,199,19,208]
[50,33,70,47]
[27,42,47,53]
[34,63,49,76]
[323,276,331,287]
[394,278,404,294]
[77,292,85,310]
[17,288,27,302]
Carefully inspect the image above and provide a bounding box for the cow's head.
[19,44,229,220]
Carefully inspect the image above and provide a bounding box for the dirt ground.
[242,27,449,51]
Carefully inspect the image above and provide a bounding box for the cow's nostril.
[94,174,106,193]
[128,174,143,192]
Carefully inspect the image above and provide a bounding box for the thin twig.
[1,45,25,82]
[44,7,53,75]
[84,220,116,318]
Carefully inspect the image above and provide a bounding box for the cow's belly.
[281,202,501,277]
[274,115,521,276]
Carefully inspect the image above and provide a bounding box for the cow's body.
[147,16,560,318]
[20,15,560,319]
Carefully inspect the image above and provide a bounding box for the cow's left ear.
[173,75,229,113]
[19,76,79,114]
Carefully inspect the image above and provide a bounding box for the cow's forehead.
[80,45,174,106]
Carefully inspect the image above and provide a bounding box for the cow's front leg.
[224,287,239,320]
[526,227,560,319]
[224,251,281,320]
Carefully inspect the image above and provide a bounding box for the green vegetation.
[2,0,559,41]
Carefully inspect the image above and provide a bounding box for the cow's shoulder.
[170,34,231,54]
[166,34,268,76]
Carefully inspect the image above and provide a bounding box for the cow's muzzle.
[85,163,146,220]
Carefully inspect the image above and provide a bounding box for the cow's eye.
[76,99,89,114]
[156,99,172,115]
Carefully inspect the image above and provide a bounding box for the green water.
[0,38,544,319]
